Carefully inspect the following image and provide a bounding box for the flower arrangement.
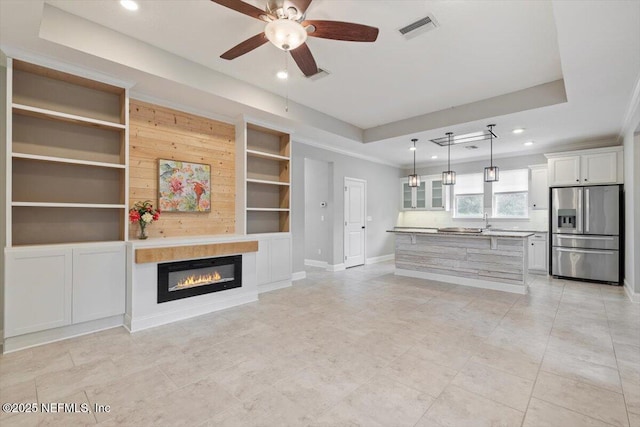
[129,200,160,239]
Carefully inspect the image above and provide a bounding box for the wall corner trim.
[624,279,639,303]
[292,271,306,281]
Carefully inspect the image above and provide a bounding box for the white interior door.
[344,177,366,268]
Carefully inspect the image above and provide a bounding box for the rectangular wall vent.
[398,15,438,40]
[305,68,331,81]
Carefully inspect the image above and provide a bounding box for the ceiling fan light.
[265,19,308,51]
[120,0,138,11]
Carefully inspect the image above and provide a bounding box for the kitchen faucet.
[484,212,491,229]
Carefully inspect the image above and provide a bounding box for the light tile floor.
[1,262,639,426]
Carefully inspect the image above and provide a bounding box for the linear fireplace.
[157,255,242,303]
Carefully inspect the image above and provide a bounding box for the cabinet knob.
[533,204,536,207]
[584,179,588,182]
[576,179,579,182]
[531,243,534,246]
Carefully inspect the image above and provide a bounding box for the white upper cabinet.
[529,165,548,210]
[401,176,444,210]
[545,147,623,186]
[548,156,581,186]
[581,151,618,184]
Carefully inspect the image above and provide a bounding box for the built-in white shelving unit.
[7,59,128,246]
[244,123,291,234]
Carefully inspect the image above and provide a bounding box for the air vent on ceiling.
[398,14,438,40]
[305,68,331,81]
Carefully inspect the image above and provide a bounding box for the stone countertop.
[387,227,534,238]
[392,226,547,234]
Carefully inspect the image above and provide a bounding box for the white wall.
[304,158,331,263]
[0,62,6,339]
[623,124,640,294]
[292,142,402,272]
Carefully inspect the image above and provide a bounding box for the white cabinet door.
[581,151,618,184]
[528,237,547,273]
[255,239,271,285]
[548,156,581,186]
[72,244,126,324]
[415,181,427,209]
[270,236,292,282]
[430,180,444,209]
[5,248,72,337]
[530,167,548,210]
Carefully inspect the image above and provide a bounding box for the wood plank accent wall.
[129,100,236,238]
[395,234,526,285]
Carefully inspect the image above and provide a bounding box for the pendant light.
[442,132,456,185]
[408,138,420,187]
[484,124,499,182]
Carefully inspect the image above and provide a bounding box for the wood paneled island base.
[392,230,534,294]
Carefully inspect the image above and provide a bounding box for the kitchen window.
[453,173,484,218]
[492,169,529,218]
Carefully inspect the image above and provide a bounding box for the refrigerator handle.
[577,188,583,233]
[585,188,589,233]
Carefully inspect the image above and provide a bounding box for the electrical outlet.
[321,215,324,221]
[318,249,322,255]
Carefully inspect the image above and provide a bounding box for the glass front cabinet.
[401,176,446,210]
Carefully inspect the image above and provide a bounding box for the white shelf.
[12,202,126,209]
[246,149,289,161]
[12,153,126,169]
[246,178,290,186]
[246,208,290,212]
[13,103,126,131]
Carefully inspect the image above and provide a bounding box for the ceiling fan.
[210,0,379,77]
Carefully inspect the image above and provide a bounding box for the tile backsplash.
[397,209,549,232]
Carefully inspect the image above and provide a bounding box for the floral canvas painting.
[158,159,211,212]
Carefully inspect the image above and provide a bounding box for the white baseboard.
[292,271,306,281]
[129,292,257,332]
[3,316,124,354]
[395,268,528,295]
[304,259,328,269]
[328,263,346,272]
[258,279,292,294]
[366,254,395,265]
[305,259,347,272]
[624,278,639,303]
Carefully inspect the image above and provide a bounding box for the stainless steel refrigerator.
[551,185,622,284]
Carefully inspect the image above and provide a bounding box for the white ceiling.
[1,0,639,168]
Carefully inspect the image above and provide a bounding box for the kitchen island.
[389,227,534,294]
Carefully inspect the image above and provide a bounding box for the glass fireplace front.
[157,255,242,303]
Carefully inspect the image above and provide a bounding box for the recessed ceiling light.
[409,146,417,151]
[120,0,139,11]
[512,128,525,134]
[276,70,288,80]
[431,155,438,159]
[524,141,534,146]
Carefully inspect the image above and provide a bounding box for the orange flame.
[175,271,222,289]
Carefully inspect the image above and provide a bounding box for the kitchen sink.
[437,227,484,233]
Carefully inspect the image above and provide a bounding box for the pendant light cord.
[447,133,451,171]
[488,124,495,166]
